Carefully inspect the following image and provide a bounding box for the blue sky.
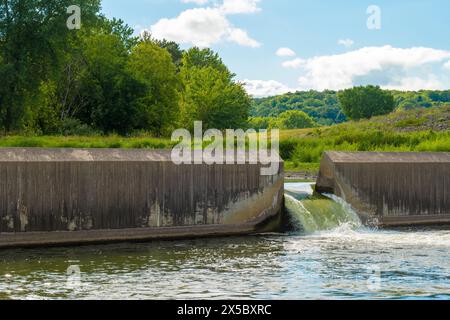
[101,0,450,97]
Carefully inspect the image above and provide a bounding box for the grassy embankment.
[0,106,448,180]
[281,106,450,178]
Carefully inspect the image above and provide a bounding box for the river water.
[0,183,449,300]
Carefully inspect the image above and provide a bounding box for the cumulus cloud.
[248,45,450,98]
[293,46,450,91]
[243,80,294,98]
[181,0,209,5]
[282,58,305,69]
[338,39,354,48]
[228,28,261,48]
[220,0,261,14]
[276,47,296,57]
[148,1,261,48]
[383,77,445,91]
[150,8,229,47]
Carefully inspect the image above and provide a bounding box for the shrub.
[59,118,100,136]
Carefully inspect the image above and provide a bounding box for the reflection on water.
[0,183,449,300]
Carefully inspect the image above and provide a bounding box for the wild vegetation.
[0,0,449,178]
[251,90,345,126]
[251,88,450,126]
[281,105,450,173]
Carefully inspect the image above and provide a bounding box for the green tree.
[271,110,317,129]
[248,117,271,130]
[180,48,249,131]
[140,32,184,68]
[0,0,101,131]
[128,42,180,136]
[153,39,183,69]
[181,47,232,78]
[250,90,346,125]
[76,34,145,134]
[101,18,138,51]
[338,85,395,120]
[180,66,250,131]
[26,81,61,134]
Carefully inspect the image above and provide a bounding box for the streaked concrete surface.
[0,148,284,248]
[316,152,450,227]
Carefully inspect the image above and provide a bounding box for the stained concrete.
[0,148,284,248]
[316,152,450,227]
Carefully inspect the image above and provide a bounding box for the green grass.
[0,135,176,149]
[394,117,428,128]
[280,105,450,172]
[0,106,448,176]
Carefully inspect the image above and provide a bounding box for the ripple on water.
[0,183,449,299]
[0,228,448,300]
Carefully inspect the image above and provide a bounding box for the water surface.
[0,183,449,300]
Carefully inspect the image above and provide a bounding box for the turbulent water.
[285,183,361,234]
[0,183,449,300]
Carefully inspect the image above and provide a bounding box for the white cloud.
[383,77,445,91]
[276,47,296,57]
[294,46,450,91]
[148,1,261,48]
[338,38,354,48]
[149,8,229,48]
[228,28,261,48]
[249,45,450,97]
[181,0,209,5]
[220,0,261,14]
[282,58,305,69]
[243,79,294,98]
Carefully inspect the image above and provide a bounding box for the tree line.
[251,87,450,129]
[2,1,449,136]
[0,0,250,136]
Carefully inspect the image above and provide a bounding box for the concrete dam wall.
[316,152,450,227]
[0,148,284,248]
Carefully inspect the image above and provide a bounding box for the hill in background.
[281,104,450,180]
[251,89,450,126]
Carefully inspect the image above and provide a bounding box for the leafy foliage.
[0,0,101,131]
[338,85,395,120]
[251,88,450,127]
[269,110,317,129]
[180,48,250,131]
[251,90,345,126]
[249,110,316,130]
[128,41,180,136]
[0,1,251,136]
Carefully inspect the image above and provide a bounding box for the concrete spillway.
[316,152,450,227]
[0,148,284,248]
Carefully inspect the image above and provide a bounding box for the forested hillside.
[251,89,450,126]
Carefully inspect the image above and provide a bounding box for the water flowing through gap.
[284,183,362,234]
[0,183,449,300]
